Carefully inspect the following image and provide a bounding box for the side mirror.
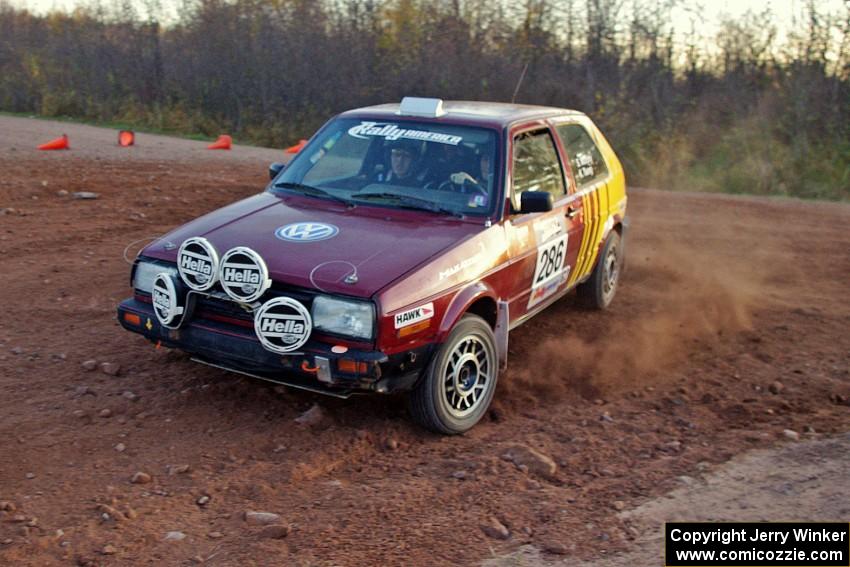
[519,191,554,214]
[269,162,286,180]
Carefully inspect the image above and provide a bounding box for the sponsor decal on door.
[528,217,571,309]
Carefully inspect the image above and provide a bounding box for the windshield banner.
[348,121,462,146]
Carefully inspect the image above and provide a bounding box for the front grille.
[268,282,317,307]
[193,293,253,325]
[192,285,317,328]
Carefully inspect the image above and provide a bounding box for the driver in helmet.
[375,140,421,187]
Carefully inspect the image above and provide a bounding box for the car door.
[503,123,584,325]
[552,119,612,286]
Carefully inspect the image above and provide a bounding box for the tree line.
[0,0,847,199]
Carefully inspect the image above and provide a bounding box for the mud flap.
[619,215,630,271]
[495,300,509,371]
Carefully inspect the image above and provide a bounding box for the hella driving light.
[151,272,186,329]
[133,260,178,294]
[311,296,375,340]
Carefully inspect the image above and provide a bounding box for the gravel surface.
[0,117,848,566]
[487,433,850,566]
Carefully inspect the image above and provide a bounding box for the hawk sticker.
[394,302,435,329]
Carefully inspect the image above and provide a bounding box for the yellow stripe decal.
[589,186,603,274]
[568,193,591,285]
[589,185,605,275]
[575,192,591,280]
[580,185,604,279]
[589,184,610,277]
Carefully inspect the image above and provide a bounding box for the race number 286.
[533,235,567,285]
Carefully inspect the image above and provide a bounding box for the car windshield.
[271,118,499,217]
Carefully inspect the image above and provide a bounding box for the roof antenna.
[511,62,529,104]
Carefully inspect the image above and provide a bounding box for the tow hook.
[302,357,333,383]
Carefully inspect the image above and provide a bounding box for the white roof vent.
[398,97,447,118]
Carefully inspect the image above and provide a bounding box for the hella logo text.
[260,318,305,334]
[224,268,261,284]
[153,290,171,309]
[181,255,212,275]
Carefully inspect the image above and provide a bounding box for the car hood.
[142,192,484,298]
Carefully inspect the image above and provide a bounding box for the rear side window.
[512,129,566,200]
[556,124,609,189]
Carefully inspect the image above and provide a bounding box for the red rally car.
[118,97,629,434]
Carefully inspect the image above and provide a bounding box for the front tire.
[408,314,498,434]
[577,230,622,310]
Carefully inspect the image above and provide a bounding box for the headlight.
[133,260,178,294]
[311,296,375,340]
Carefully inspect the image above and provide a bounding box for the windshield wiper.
[351,192,464,218]
[273,182,353,207]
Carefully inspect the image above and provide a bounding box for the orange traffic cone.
[207,134,232,150]
[38,134,69,151]
[285,139,308,154]
[118,130,135,147]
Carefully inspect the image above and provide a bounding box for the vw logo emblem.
[275,222,339,243]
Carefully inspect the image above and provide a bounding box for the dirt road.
[0,117,848,566]
[0,114,285,163]
[487,433,850,566]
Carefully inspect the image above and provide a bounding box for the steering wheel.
[436,176,488,197]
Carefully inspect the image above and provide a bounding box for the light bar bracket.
[398,97,447,118]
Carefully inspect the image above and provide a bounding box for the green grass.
[5,110,848,201]
[622,122,850,202]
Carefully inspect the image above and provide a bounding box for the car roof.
[339,100,585,129]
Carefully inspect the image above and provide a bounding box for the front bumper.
[117,298,430,395]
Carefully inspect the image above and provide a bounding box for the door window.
[512,129,566,201]
[555,124,609,189]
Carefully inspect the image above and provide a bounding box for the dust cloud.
[502,238,765,402]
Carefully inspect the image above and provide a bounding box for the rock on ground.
[258,524,290,539]
[99,362,120,376]
[167,464,190,475]
[130,472,151,484]
[244,511,280,526]
[481,516,510,540]
[500,444,557,480]
[294,404,324,427]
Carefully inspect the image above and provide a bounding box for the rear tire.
[577,230,622,310]
[408,314,498,435]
